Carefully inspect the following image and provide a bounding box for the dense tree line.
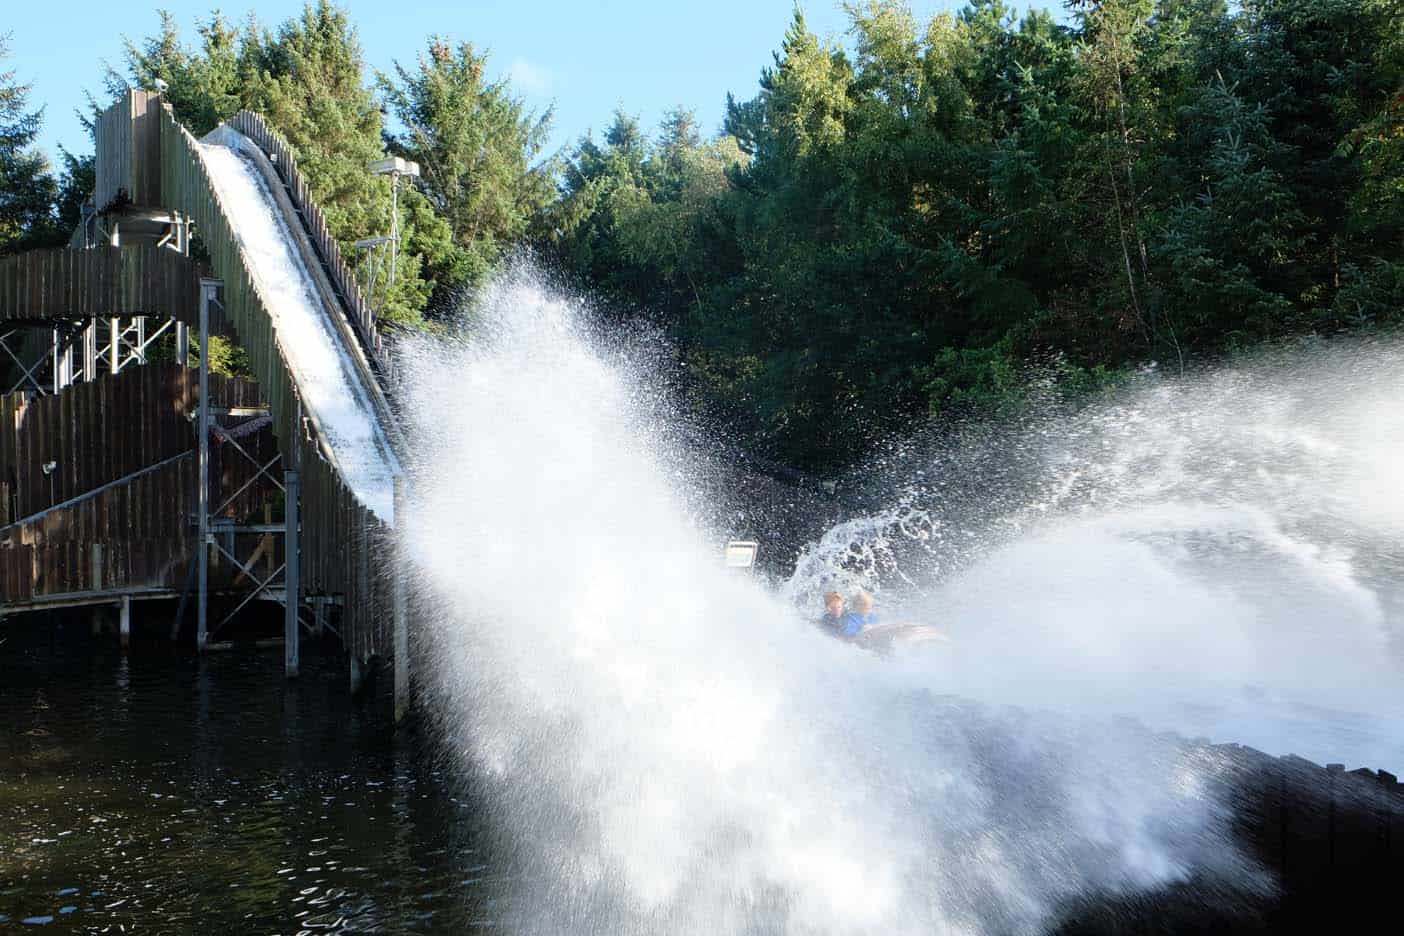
[549,0,1403,468]
[1,1,1400,470]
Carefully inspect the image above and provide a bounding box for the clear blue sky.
[8,0,1052,167]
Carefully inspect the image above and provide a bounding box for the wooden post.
[196,281,216,653]
[119,596,131,652]
[284,467,300,679]
[393,476,409,724]
[83,322,98,382]
[51,328,66,393]
[90,543,104,592]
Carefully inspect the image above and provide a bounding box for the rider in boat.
[816,590,850,638]
[841,589,878,637]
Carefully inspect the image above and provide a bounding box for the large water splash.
[389,268,1342,934]
[787,342,1404,772]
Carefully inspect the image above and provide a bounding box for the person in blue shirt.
[816,590,847,637]
[840,589,878,638]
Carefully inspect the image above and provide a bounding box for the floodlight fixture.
[365,159,420,295]
[367,157,420,178]
[354,236,393,250]
[724,540,759,570]
[152,78,169,94]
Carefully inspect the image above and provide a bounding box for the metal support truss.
[0,315,179,396]
[194,279,306,673]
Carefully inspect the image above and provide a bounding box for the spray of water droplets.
[386,266,1385,934]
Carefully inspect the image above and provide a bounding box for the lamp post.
[367,157,421,296]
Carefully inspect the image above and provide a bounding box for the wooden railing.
[226,110,392,381]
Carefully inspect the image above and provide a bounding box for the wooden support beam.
[196,280,216,653]
[393,475,409,724]
[350,653,365,696]
[285,467,300,679]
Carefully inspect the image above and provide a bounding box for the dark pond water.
[0,618,495,932]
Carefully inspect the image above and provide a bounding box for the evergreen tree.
[109,3,457,328]
[0,34,58,254]
[380,38,555,293]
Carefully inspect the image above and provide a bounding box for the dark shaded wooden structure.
[0,247,200,326]
[0,364,277,604]
[3,89,409,714]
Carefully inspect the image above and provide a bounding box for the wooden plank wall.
[158,98,393,658]
[0,363,261,521]
[0,246,211,328]
[94,90,162,213]
[0,445,282,601]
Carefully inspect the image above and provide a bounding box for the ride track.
[0,90,410,713]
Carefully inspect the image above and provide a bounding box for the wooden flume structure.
[0,90,411,721]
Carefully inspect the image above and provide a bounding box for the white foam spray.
[788,342,1404,772]
[396,268,1285,935]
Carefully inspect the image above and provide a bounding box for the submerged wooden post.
[119,596,131,652]
[393,476,409,724]
[196,280,217,652]
[90,543,104,592]
[350,653,365,696]
[284,467,300,679]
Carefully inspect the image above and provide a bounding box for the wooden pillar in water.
[284,467,300,679]
[350,654,365,696]
[393,476,409,724]
[196,280,218,652]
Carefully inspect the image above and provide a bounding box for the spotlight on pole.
[367,157,421,298]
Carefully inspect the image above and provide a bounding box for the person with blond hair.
[841,588,879,637]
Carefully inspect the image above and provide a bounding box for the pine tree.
[380,38,555,292]
[110,3,457,328]
[0,34,58,254]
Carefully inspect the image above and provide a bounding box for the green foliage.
[195,333,253,379]
[0,34,59,254]
[549,0,1404,470]
[11,1,1401,473]
[380,39,555,296]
